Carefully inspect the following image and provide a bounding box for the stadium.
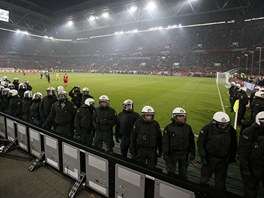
[0,0,263,198]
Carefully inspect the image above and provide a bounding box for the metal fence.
[0,112,242,198]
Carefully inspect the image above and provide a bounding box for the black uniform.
[43,100,76,138]
[115,110,140,157]
[129,117,162,168]
[39,95,57,124]
[251,97,264,122]
[238,123,264,198]
[30,100,42,125]
[74,104,94,145]
[69,88,82,108]
[8,95,22,117]
[18,88,26,98]
[0,95,9,113]
[229,85,236,111]
[197,123,237,190]
[92,106,117,152]
[163,121,195,177]
[22,98,33,123]
[237,90,248,125]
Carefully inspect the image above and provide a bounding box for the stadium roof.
[0,0,263,36]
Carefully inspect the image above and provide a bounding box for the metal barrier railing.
[0,113,242,198]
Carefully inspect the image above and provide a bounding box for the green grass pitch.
[2,72,239,135]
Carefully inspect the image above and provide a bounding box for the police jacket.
[129,117,162,154]
[252,97,264,120]
[43,100,76,127]
[74,104,93,129]
[8,96,22,116]
[30,100,41,118]
[115,110,140,138]
[69,90,82,108]
[237,91,248,107]
[92,106,116,132]
[238,123,264,170]
[1,95,9,113]
[22,98,33,113]
[162,121,195,156]
[39,95,57,121]
[197,123,237,161]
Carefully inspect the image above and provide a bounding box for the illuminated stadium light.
[16,29,21,33]
[188,0,198,2]
[145,2,157,11]
[67,20,73,26]
[102,12,109,18]
[44,35,48,39]
[89,15,96,21]
[179,24,182,28]
[128,6,138,13]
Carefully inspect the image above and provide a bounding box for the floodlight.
[67,20,73,26]
[102,12,109,18]
[89,16,96,21]
[129,6,138,13]
[146,2,157,11]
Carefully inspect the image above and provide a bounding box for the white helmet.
[255,111,264,126]
[141,105,155,115]
[9,89,18,97]
[213,112,230,124]
[123,99,134,111]
[259,87,264,92]
[2,88,10,95]
[82,87,89,92]
[24,91,32,98]
[0,81,6,86]
[85,98,95,107]
[33,92,42,100]
[2,76,7,81]
[255,91,264,98]
[57,85,64,92]
[231,82,236,86]
[58,90,67,101]
[18,83,26,89]
[236,84,241,88]
[99,95,109,102]
[172,107,186,118]
[254,86,260,91]
[241,87,247,92]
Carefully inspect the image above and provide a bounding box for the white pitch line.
[216,83,225,112]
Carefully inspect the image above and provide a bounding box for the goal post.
[216,72,230,85]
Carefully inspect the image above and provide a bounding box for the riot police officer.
[238,111,264,198]
[197,112,237,190]
[81,87,93,105]
[12,78,19,90]
[129,106,162,168]
[92,95,116,153]
[22,91,33,123]
[43,91,76,138]
[115,99,140,158]
[237,86,249,125]
[1,88,10,113]
[251,91,264,122]
[74,98,95,145]
[30,92,42,125]
[8,89,22,118]
[18,83,27,98]
[163,107,195,177]
[69,86,82,108]
[228,82,236,112]
[39,87,57,124]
